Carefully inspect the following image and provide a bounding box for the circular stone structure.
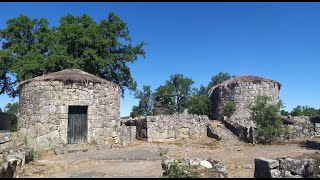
[18,69,120,151]
[209,75,281,127]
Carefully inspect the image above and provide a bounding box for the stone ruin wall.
[146,112,208,142]
[121,112,209,143]
[254,156,319,178]
[0,131,32,178]
[224,115,319,144]
[211,81,280,127]
[18,80,120,151]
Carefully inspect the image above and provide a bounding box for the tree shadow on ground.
[300,140,320,150]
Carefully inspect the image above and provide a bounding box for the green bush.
[249,96,283,144]
[157,147,169,159]
[222,102,236,118]
[162,162,197,178]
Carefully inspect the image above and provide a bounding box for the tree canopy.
[130,72,235,117]
[0,13,145,97]
[289,105,320,117]
[154,74,194,114]
[207,72,235,90]
[130,85,154,117]
[3,102,18,132]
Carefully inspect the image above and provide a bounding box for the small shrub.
[222,102,236,118]
[30,148,41,160]
[162,162,197,178]
[282,126,292,138]
[157,147,169,159]
[249,96,283,144]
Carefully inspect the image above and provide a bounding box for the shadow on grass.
[300,140,320,150]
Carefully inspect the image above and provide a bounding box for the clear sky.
[0,2,319,117]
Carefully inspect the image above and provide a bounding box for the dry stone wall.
[146,112,208,142]
[254,157,320,178]
[223,115,319,144]
[0,131,32,178]
[18,81,120,151]
[211,81,280,127]
[121,111,209,142]
[277,116,319,142]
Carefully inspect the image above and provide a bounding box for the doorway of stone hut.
[67,106,88,144]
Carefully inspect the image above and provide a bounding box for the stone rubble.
[0,132,32,178]
[121,111,209,142]
[161,158,228,178]
[254,156,320,178]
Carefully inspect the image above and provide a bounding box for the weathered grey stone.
[189,159,201,166]
[270,169,284,178]
[121,112,208,142]
[54,148,65,155]
[255,156,319,178]
[207,125,222,141]
[254,158,279,178]
[279,157,305,175]
[0,133,11,144]
[200,160,213,169]
[212,162,226,173]
[304,158,317,177]
[18,75,121,151]
[162,158,228,178]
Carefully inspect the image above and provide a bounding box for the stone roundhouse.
[18,69,121,151]
[209,75,281,127]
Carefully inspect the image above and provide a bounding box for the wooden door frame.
[67,106,88,144]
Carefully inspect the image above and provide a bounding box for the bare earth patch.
[17,137,320,178]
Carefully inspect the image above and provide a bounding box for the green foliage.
[130,106,143,118]
[222,102,236,118]
[154,74,194,115]
[187,85,210,116]
[0,13,145,98]
[130,85,154,117]
[207,72,235,90]
[249,96,283,144]
[290,105,303,116]
[4,102,18,132]
[290,105,320,117]
[178,72,235,117]
[281,110,290,116]
[30,148,41,160]
[157,147,169,158]
[162,162,197,178]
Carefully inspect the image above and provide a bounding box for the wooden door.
[67,106,88,144]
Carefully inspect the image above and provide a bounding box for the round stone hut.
[209,75,281,127]
[18,69,121,151]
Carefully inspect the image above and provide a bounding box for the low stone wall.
[121,117,147,141]
[146,112,208,142]
[221,115,319,144]
[119,124,136,147]
[254,157,320,178]
[0,131,32,178]
[121,112,209,142]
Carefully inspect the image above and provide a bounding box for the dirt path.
[17,133,319,178]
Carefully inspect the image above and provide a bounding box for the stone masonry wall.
[254,157,320,178]
[0,131,32,178]
[278,116,317,142]
[146,112,209,142]
[121,111,209,142]
[223,115,318,144]
[211,81,280,127]
[18,80,120,151]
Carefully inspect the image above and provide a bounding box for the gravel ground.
[17,124,320,178]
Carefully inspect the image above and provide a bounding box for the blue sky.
[0,2,319,116]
